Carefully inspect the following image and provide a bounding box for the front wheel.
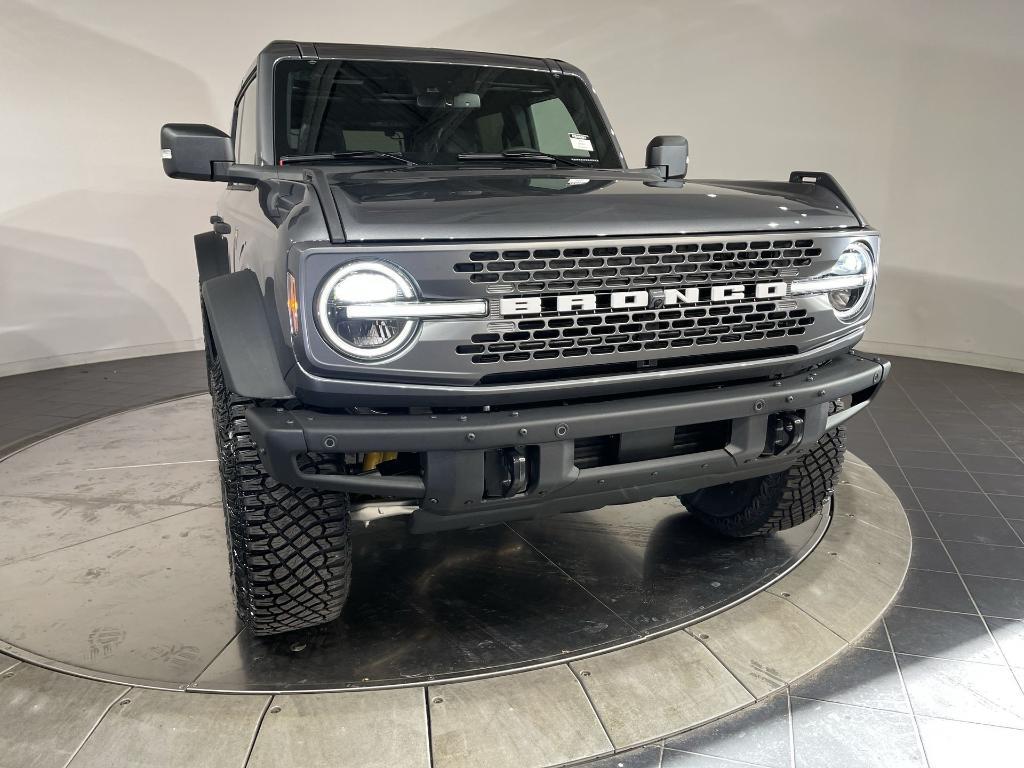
[680,405,846,537]
[207,345,353,636]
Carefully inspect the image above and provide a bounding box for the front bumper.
[248,351,889,532]
[288,328,866,408]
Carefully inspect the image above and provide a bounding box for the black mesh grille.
[454,239,819,292]
[459,303,814,364]
[454,239,819,365]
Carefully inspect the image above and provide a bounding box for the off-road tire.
[205,338,352,636]
[680,402,846,537]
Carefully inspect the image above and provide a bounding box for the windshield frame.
[270,56,626,170]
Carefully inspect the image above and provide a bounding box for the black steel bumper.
[248,352,889,532]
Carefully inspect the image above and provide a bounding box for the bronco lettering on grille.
[499,282,789,317]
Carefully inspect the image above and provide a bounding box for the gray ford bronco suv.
[161,41,889,636]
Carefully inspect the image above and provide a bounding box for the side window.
[234,80,258,165]
[529,98,590,157]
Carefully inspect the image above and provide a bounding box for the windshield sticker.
[569,133,594,152]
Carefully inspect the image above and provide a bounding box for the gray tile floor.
[1,351,1023,767]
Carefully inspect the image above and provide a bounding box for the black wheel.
[205,339,352,636]
[680,403,846,537]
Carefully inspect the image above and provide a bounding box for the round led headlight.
[828,242,875,320]
[316,261,419,361]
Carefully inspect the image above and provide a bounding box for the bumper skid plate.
[247,352,889,531]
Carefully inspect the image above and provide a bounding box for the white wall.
[2,0,1022,375]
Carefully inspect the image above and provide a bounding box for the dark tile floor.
[2,351,1023,767]
[0,352,207,454]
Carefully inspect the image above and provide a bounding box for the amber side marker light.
[287,272,300,336]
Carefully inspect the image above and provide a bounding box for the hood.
[327,168,861,243]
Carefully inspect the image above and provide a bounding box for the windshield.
[273,59,621,168]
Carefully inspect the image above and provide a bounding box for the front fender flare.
[201,270,293,400]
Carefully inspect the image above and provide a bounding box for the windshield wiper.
[457,150,590,168]
[278,151,417,166]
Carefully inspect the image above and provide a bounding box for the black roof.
[260,40,579,75]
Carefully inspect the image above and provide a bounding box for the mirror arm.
[211,161,233,182]
[214,163,270,185]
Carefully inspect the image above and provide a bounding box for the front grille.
[573,421,732,470]
[458,303,813,365]
[454,239,819,292]
[453,238,819,365]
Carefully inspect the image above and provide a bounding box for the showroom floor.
[2,352,1024,767]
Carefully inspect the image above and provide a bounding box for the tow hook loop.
[503,449,528,497]
[483,447,529,498]
[763,412,806,456]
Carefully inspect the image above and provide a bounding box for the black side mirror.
[160,124,233,181]
[646,135,688,179]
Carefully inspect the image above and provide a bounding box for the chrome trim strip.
[297,327,866,395]
[343,299,489,320]
[790,275,867,295]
